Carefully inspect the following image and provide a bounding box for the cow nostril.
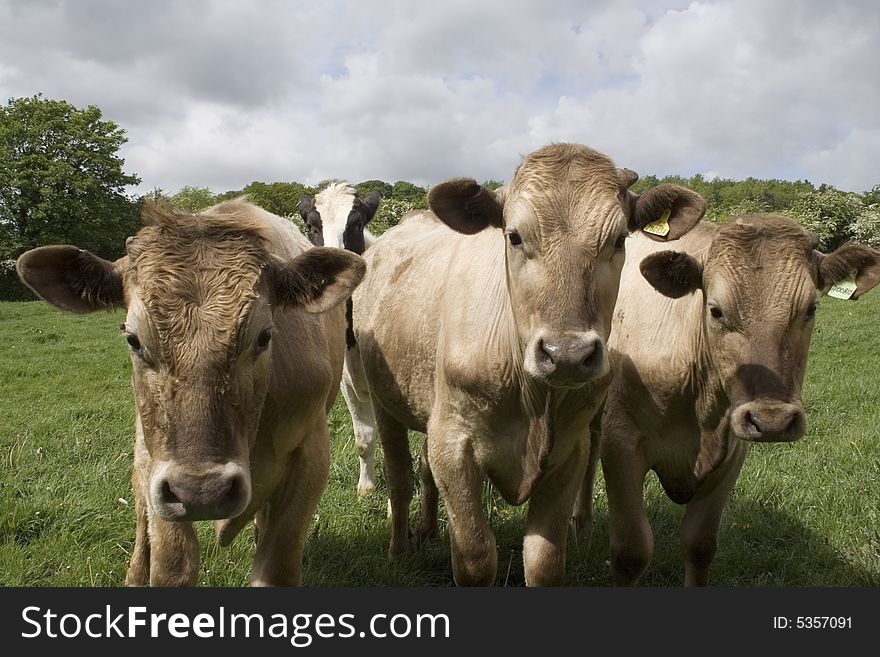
[784,409,804,435]
[160,480,180,505]
[746,411,762,434]
[226,475,246,504]
[218,475,236,502]
[580,342,597,368]
[538,339,556,366]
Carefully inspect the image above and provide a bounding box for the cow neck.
[510,389,556,504]
[692,306,734,481]
[501,284,555,504]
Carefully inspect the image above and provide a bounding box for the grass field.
[0,296,878,587]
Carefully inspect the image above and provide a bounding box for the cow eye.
[126,333,141,352]
[507,230,523,247]
[708,304,724,320]
[256,327,273,352]
[614,233,627,250]
[806,301,817,319]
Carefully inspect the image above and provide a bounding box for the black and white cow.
[298,182,382,495]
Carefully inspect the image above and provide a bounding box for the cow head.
[428,143,706,388]
[640,214,880,442]
[16,201,365,521]
[298,182,380,255]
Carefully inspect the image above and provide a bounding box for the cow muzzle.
[731,400,806,442]
[525,329,608,387]
[149,461,251,521]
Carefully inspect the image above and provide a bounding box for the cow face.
[640,214,880,442]
[17,203,365,522]
[298,183,380,255]
[428,143,705,389]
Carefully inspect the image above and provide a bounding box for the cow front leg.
[342,347,380,497]
[524,438,588,586]
[146,514,199,587]
[428,424,495,586]
[417,438,440,543]
[603,445,653,586]
[125,467,150,586]
[250,420,330,586]
[572,414,603,531]
[375,405,413,558]
[680,447,745,586]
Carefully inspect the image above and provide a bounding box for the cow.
[352,143,707,585]
[16,199,366,586]
[297,182,382,496]
[579,213,880,586]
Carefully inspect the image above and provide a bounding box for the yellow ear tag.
[643,208,671,237]
[827,277,857,300]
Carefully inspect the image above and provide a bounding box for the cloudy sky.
[1,0,877,195]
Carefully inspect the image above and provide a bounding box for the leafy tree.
[863,184,880,207]
[391,180,428,208]
[785,188,880,250]
[239,181,315,217]
[0,95,141,261]
[170,186,217,213]
[372,197,420,235]
[356,180,393,200]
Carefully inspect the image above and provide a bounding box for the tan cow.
[16,200,365,586]
[353,143,707,586]
[580,214,880,586]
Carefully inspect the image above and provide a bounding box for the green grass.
[1,296,878,586]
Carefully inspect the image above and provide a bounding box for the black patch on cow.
[345,297,356,348]
[298,195,324,246]
[342,209,366,255]
[342,195,379,255]
[306,210,324,246]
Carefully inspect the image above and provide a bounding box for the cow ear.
[272,247,366,313]
[816,243,880,300]
[297,194,315,220]
[630,184,706,240]
[362,191,380,224]
[17,245,126,313]
[639,250,703,298]
[428,178,503,234]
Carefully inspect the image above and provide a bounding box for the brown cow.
[580,214,880,586]
[16,200,365,586]
[353,143,707,586]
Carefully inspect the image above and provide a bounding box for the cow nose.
[152,463,250,521]
[732,402,805,442]
[530,331,607,385]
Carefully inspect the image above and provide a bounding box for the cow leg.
[429,424,495,586]
[250,420,330,586]
[603,444,653,586]
[417,438,440,543]
[342,347,379,497]
[125,468,150,586]
[130,421,199,587]
[146,514,200,587]
[680,449,746,587]
[375,405,413,558]
[572,412,603,531]
[524,437,588,586]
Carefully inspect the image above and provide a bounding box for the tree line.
[2,95,878,299]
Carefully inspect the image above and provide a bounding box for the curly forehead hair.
[511,143,620,195]
[124,201,273,372]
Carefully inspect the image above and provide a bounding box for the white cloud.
[0,0,877,194]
